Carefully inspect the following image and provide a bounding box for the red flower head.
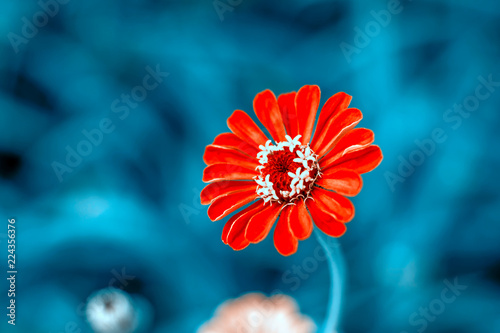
[201,85,382,256]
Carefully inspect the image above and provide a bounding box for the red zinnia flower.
[201,85,382,256]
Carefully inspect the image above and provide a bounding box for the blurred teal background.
[0,0,500,332]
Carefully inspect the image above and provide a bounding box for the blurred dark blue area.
[0,0,500,332]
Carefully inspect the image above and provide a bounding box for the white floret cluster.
[254,135,320,203]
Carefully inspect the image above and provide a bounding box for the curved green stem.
[314,229,344,333]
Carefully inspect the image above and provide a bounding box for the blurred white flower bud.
[86,288,138,333]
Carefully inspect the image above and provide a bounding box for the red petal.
[306,199,347,237]
[321,145,383,175]
[245,203,282,243]
[273,205,298,256]
[295,85,320,144]
[207,189,258,221]
[203,145,259,170]
[320,128,374,167]
[203,164,258,183]
[289,199,313,240]
[254,90,287,142]
[223,200,263,250]
[311,108,363,157]
[213,133,260,158]
[314,92,352,139]
[227,110,269,149]
[277,92,298,138]
[311,187,354,223]
[201,181,256,205]
[315,169,363,197]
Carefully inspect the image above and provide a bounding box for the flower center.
[254,135,321,204]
